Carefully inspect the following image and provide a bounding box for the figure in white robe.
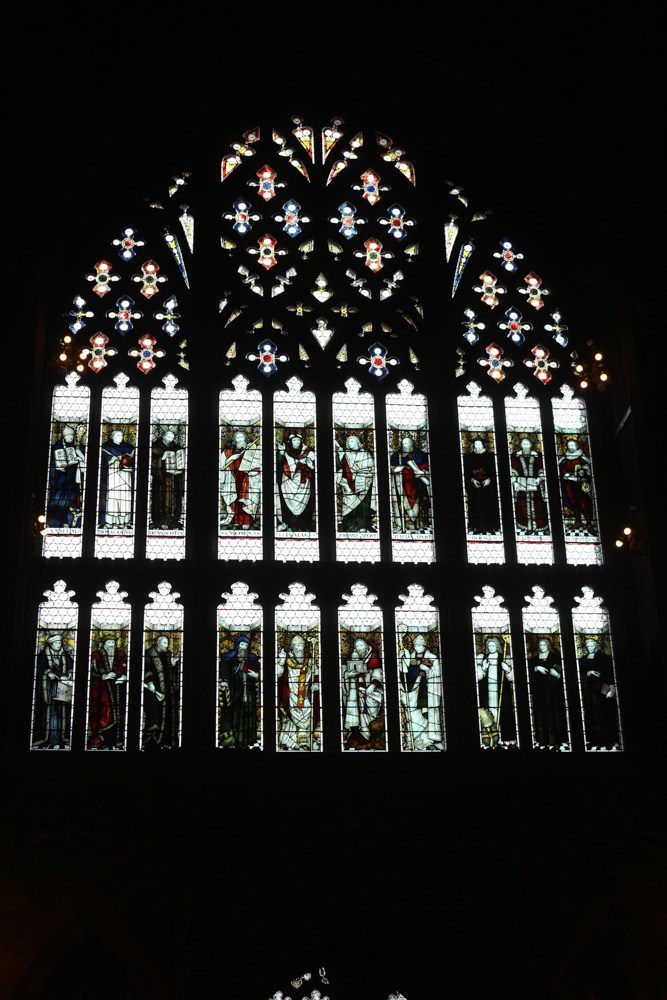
[276,635,320,750]
[399,634,444,750]
[335,435,375,532]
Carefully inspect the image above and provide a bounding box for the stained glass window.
[95,372,140,560]
[338,584,386,751]
[141,582,183,750]
[274,377,318,562]
[219,376,262,561]
[572,587,623,751]
[332,379,379,563]
[42,372,90,558]
[504,383,553,565]
[386,380,434,564]
[552,385,602,565]
[86,581,131,751]
[217,582,263,749]
[522,586,571,751]
[275,583,321,751]
[147,373,188,560]
[395,584,445,751]
[31,581,78,750]
[457,381,504,564]
[472,586,519,749]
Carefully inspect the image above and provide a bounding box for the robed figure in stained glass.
[476,635,516,747]
[578,637,619,748]
[277,634,320,750]
[335,435,375,532]
[399,634,444,751]
[529,637,567,748]
[276,430,316,532]
[390,435,430,532]
[464,437,500,534]
[220,430,261,529]
[150,428,185,529]
[89,636,127,750]
[142,635,180,749]
[33,634,74,749]
[510,437,549,534]
[219,635,260,748]
[342,638,384,749]
[47,424,85,527]
[99,428,134,528]
[559,439,596,534]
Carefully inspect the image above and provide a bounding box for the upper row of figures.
[32,581,622,754]
[42,372,601,566]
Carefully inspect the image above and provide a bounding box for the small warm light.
[59,352,67,361]
[40,528,48,536]
[623,526,632,536]
[580,380,588,388]
[594,352,602,360]
[63,335,72,344]
[575,364,583,373]
[615,539,623,548]
[37,515,46,523]
[76,365,84,372]
[600,373,608,382]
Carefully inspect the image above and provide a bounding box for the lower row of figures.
[30,580,623,753]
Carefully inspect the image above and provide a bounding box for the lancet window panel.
[332,379,380,563]
[95,373,140,560]
[504,383,554,566]
[217,582,263,749]
[552,385,602,566]
[472,587,519,749]
[274,377,318,563]
[219,376,262,561]
[457,381,504,565]
[147,374,188,560]
[42,373,90,558]
[31,581,78,750]
[395,585,445,751]
[522,586,571,751]
[338,584,386,751]
[86,581,131,752]
[386,380,434,565]
[275,583,321,751]
[141,583,183,750]
[572,587,623,752]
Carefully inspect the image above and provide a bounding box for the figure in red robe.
[559,439,596,533]
[220,429,261,529]
[88,637,127,749]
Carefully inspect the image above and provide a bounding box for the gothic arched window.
[27,114,623,754]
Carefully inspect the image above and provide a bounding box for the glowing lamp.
[595,352,602,360]
[600,373,608,382]
[38,515,46,523]
[59,353,67,361]
[575,364,583,372]
[623,527,632,536]
[615,539,623,548]
[580,380,588,388]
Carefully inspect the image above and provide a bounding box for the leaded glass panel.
[274,377,318,562]
[141,582,183,750]
[395,584,445,751]
[147,373,188,560]
[338,584,386,751]
[504,383,553,565]
[219,376,262,561]
[95,372,140,559]
[552,385,602,565]
[386,380,434,564]
[332,379,379,563]
[31,581,78,750]
[275,583,321,751]
[522,586,570,751]
[42,372,90,558]
[457,381,504,564]
[217,582,263,749]
[472,586,519,749]
[86,581,131,751]
[572,587,623,751]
